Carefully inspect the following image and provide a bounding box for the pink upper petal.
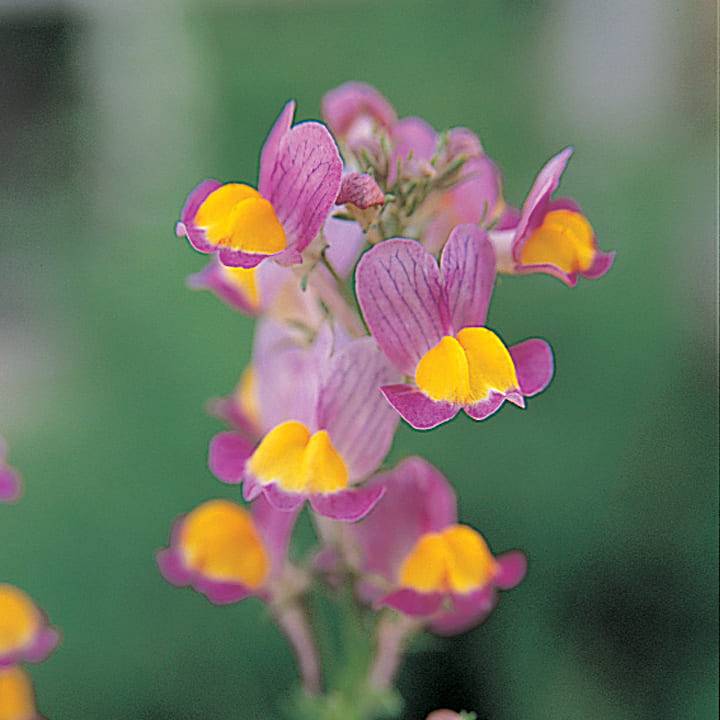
[440,224,496,332]
[264,120,343,254]
[317,338,400,480]
[356,238,450,376]
[258,101,296,198]
[513,147,573,260]
[508,339,554,397]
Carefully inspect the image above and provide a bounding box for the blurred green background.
[0,1,717,718]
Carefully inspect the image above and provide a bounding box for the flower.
[489,147,615,285]
[177,101,343,269]
[0,666,42,720]
[356,224,554,429]
[156,495,296,605]
[210,325,400,521]
[0,438,22,504]
[0,585,59,668]
[346,457,526,636]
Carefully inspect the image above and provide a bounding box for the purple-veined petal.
[309,483,385,522]
[428,586,496,636]
[509,339,554,397]
[440,224,496,332]
[264,121,343,255]
[379,588,444,616]
[348,457,457,583]
[494,550,528,590]
[335,172,385,209]
[209,431,254,484]
[258,101,296,198]
[356,238,450,376]
[382,384,459,430]
[318,338,400,480]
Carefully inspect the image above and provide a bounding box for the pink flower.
[0,585,59,668]
[356,224,554,429]
[347,457,526,636]
[210,325,401,521]
[177,101,343,269]
[156,495,297,606]
[489,147,615,286]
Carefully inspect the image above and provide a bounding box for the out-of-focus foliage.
[0,1,716,719]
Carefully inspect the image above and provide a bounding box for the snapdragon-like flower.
[0,437,22,503]
[347,457,526,636]
[0,666,43,720]
[211,325,400,521]
[156,495,296,605]
[489,147,615,285]
[0,585,59,668]
[177,101,343,269]
[356,224,554,429]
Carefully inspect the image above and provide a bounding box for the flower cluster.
[161,82,613,716]
[1,437,60,720]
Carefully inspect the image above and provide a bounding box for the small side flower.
[489,147,614,285]
[156,496,297,605]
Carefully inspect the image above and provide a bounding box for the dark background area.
[0,1,717,718]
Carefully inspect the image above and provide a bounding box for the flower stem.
[274,602,324,696]
[367,612,421,690]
